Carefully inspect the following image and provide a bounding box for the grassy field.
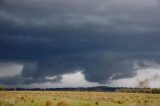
[0,91,160,106]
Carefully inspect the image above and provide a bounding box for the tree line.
[117,88,160,94]
[1,85,160,94]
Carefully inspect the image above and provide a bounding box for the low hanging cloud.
[24,71,99,88]
[109,61,160,88]
[0,62,22,77]
[0,0,160,87]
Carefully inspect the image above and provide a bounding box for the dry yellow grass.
[0,91,160,106]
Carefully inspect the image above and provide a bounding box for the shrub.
[117,100,124,104]
[20,96,25,101]
[57,100,70,106]
[143,100,148,104]
[31,99,34,103]
[45,100,53,106]
[7,102,15,106]
[95,101,99,105]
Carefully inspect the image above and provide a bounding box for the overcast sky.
[1,0,160,88]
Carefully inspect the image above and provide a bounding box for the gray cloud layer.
[1,0,160,87]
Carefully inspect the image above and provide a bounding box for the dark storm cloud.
[1,0,160,86]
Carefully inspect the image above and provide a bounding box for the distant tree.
[118,88,155,94]
[152,88,160,94]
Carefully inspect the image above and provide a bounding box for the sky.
[1,0,160,88]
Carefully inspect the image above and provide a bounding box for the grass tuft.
[45,100,53,106]
[57,100,70,106]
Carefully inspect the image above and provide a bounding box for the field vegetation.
[0,91,160,106]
